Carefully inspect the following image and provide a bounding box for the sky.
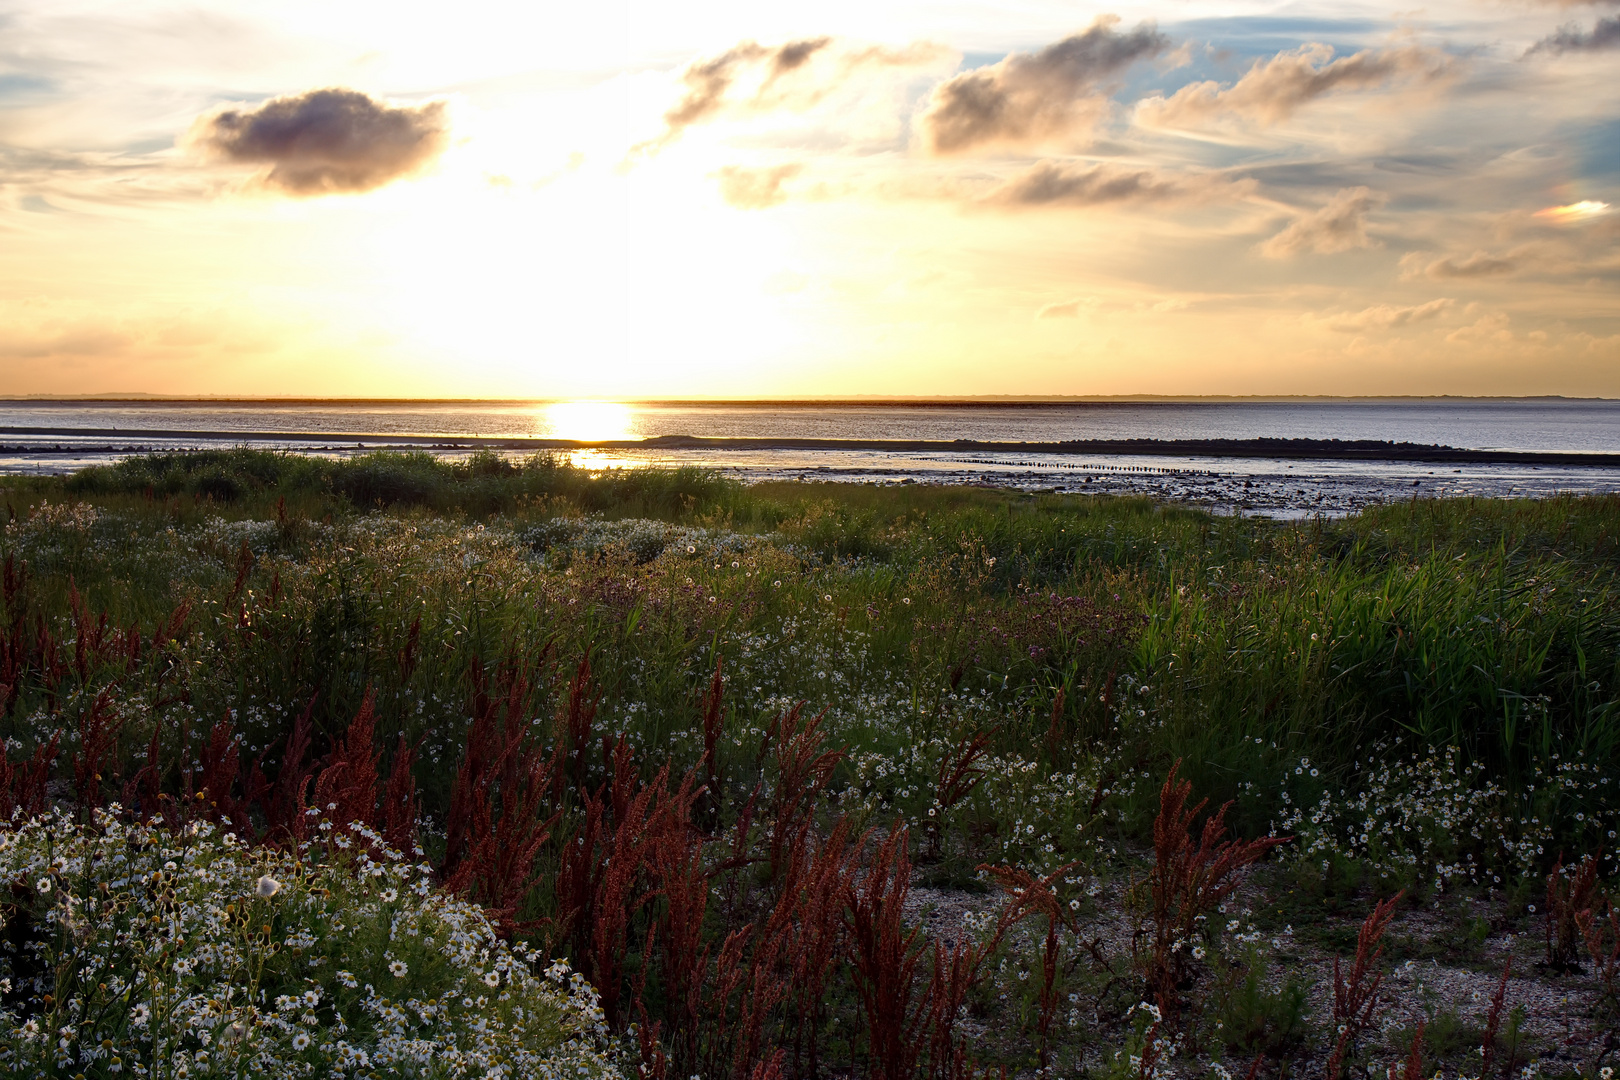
[0,0,1615,399]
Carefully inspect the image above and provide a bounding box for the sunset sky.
[0,0,1615,399]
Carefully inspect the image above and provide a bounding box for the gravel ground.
[900,863,1618,1078]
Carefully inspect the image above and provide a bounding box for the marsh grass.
[2,452,1620,1076]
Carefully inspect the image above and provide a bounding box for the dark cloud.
[642,38,947,152]
[713,164,803,208]
[918,18,1169,155]
[1525,16,1620,55]
[188,88,448,195]
[1261,187,1384,257]
[982,160,1250,207]
[1138,43,1455,129]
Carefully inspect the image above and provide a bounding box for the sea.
[3,398,1619,517]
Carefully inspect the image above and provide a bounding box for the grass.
[2,448,1620,1078]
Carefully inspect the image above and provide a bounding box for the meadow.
[2,448,1618,1079]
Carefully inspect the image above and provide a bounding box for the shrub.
[0,809,617,1079]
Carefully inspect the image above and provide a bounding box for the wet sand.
[4,428,1620,518]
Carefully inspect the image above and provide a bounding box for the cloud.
[1037,299,1086,318]
[917,17,1169,155]
[641,38,949,152]
[713,164,803,208]
[980,159,1250,208]
[1525,16,1620,55]
[187,88,448,196]
[1137,43,1455,129]
[1401,249,1525,279]
[1261,187,1384,257]
[1326,298,1453,332]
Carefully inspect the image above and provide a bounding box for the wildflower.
[256,875,282,898]
[390,960,408,978]
[36,877,51,894]
[292,1032,311,1050]
[484,970,501,987]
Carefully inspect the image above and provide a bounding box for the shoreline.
[4,427,1620,467]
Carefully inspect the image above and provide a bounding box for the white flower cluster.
[1274,746,1618,886]
[0,808,620,1079]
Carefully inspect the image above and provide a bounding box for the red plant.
[71,688,123,814]
[1325,891,1403,1080]
[1577,899,1620,1002]
[560,655,598,794]
[987,863,1080,1071]
[1387,1021,1424,1080]
[194,716,252,827]
[1137,760,1289,1019]
[440,661,560,936]
[844,826,930,1080]
[761,704,845,882]
[0,733,57,821]
[379,734,420,855]
[1545,852,1601,971]
[1480,959,1511,1080]
[777,817,860,1080]
[310,689,385,834]
[260,697,319,844]
[927,730,992,861]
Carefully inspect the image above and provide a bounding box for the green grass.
[3,450,1619,876]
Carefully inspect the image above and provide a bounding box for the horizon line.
[3,394,1616,405]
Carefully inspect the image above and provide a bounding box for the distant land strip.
[3,427,1620,468]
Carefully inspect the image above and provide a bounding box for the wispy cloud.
[1401,249,1525,279]
[980,159,1250,208]
[1326,297,1453,331]
[1261,187,1384,257]
[1137,43,1455,129]
[638,38,949,153]
[187,88,448,195]
[1037,299,1087,318]
[713,163,803,208]
[917,17,1169,155]
[1524,15,1620,55]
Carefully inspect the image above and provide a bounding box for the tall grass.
[2,452,1618,1075]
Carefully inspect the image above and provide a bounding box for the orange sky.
[0,0,1615,398]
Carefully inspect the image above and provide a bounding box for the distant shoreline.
[0,395,1615,406]
[4,427,1620,468]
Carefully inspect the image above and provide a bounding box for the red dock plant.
[1544,851,1601,972]
[1325,891,1403,1080]
[1135,760,1289,1021]
[440,659,562,938]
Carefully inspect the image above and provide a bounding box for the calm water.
[3,398,1618,516]
[2,398,1619,452]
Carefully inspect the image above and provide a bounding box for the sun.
[540,401,636,442]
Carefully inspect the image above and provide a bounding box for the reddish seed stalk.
[1325,891,1403,1080]
[1388,1020,1424,1080]
[1545,852,1601,970]
[1480,958,1511,1080]
[1137,759,1289,1022]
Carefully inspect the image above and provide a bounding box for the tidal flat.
[1,448,1617,1079]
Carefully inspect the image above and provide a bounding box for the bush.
[0,809,617,1079]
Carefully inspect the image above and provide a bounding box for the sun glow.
[541,400,636,442]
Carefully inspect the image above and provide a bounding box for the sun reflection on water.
[540,401,636,443]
